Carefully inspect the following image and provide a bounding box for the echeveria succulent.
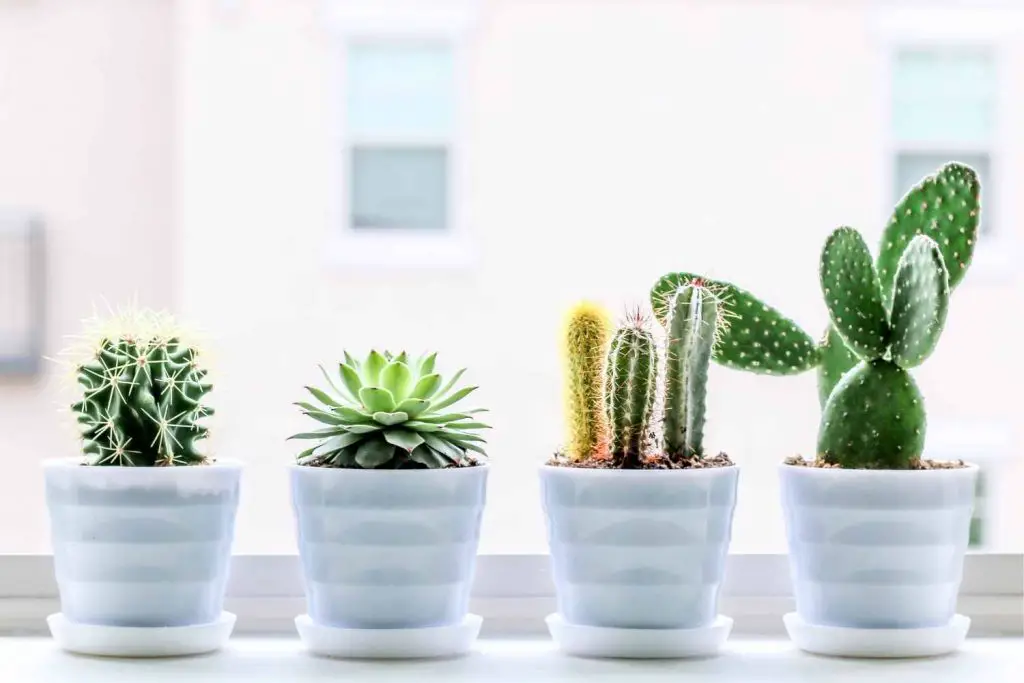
[291,351,490,469]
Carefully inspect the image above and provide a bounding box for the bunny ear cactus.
[817,230,950,468]
[291,351,490,469]
[562,302,612,461]
[818,162,980,402]
[69,309,213,466]
[661,281,720,459]
[604,313,657,469]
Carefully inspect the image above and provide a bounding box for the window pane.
[894,152,991,234]
[892,50,995,145]
[350,146,448,230]
[346,43,455,140]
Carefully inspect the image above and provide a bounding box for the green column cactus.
[662,282,719,458]
[817,232,950,468]
[70,311,213,466]
[605,315,657,469]
[562,302,612,461]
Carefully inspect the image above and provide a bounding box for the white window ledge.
[2,636,1019,682]
[1,554,1020,637]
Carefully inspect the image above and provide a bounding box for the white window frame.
[323,0,479,269]
[0,554,1018,637]
[873,4,1024,282]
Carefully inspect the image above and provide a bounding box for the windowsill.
[326,232,477,270]
[2,636,1018,681]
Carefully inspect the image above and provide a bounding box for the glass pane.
[895,152,992,234]
[350,146,448,230]
[892,50,995,145]
[346,42,455,140]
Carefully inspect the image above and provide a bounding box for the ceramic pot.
[540,465,739,629]
[44,459,241,627]
[779,463,978,628]
[291,464,488,629]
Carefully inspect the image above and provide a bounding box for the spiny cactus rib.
[651,272,819,375]
[563,302,612,461]
[818,359,926,469]
[878,162,980,304]
[819,226,890,361]
[291,350,489,469]
[889,235,950,368]
[662,286,696,458]
[605,324,657,469]
[684,289,717,457]
[72,322,212,467]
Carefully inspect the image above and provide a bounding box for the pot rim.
[289,461,490,477]
[778,461,979,477]
[42,457,243,470]
[538,462,738,477]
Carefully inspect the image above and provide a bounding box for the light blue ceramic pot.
[44,459,241,627]
[291,464,488,629]
[780,464,977,629]
[540,465,739,629]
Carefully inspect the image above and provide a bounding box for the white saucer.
[784,612,971,658]
[47,612,236,658]
[546,614,733,659]
[295,613,483,659]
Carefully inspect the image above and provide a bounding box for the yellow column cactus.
[562,302,612,461]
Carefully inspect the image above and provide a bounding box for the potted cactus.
[650,162,981,657]
[44,309,240,657]
[288,350,490,659]
[540,294,739,659]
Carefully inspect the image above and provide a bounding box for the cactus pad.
[877,162,980,304]
[819,226,890,360]
[817,324,858,406]
[651,272,819,375]
[818,359,926,469]
[889,235,949,368]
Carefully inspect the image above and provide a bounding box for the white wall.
[175,0,1022,554]
[0,0,175,550]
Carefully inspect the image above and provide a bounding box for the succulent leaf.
[372,411,409,426]
[819,226,890,360]
[889,235,949,368]
[355,438,395,468]
[383,428,425,452]
[359,387,396,413]
[363,350,388,385]
[380,361,413,401]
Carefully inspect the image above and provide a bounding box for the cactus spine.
[562,303,612,461]
[662,283,718,458]
[605,316,657,469]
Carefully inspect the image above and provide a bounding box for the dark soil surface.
[784,455,968,470]
[547,451,734,470]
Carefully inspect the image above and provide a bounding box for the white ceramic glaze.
[47,612,236,658]
[779,464,977,629]
[291,464,488,629]
[294,613,483,659]
[783,612,971,658]
[539,465,739,629]
[545,613,733,659]
[43,459,241,628]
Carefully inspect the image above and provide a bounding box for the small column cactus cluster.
[68,310,213,466]
[648,161,981,469]
[562,282,726,469]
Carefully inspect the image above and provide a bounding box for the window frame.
[324,0,478,269]
[0,553,1018,636]
[873,4,1024,281]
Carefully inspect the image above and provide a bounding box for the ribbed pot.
[540,465,739,629]
[43,459,241,627]
[780,464,977,629]
[291,464,488,629]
